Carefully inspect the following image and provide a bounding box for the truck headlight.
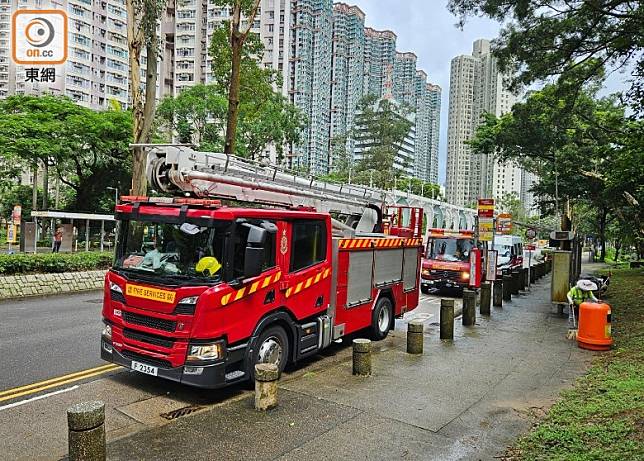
[102,324,112,341]
[421,269,430,276]
[187,342,223,362]
[109,281,123,294]
[178,296,199,305]
[461,272,470,280]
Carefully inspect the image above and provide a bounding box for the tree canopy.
[469,80,643,260]
[157,23,305,160]
[0,95,132,214]
[448,0,643,114]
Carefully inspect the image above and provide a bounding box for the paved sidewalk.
[107,276,594,461]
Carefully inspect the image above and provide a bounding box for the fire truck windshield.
[427,238,474,262]
[113,219,228,283]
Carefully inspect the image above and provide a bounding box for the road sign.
[477,198,494,218]
[479,218,494,241]
[526,244,536,251]
[526,228,536,239]
[486,250,498,281]
[497,213,512,234]
[12,205,22,225]
[7,223,17,243]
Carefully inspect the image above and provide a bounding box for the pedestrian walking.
[53,226,63,253]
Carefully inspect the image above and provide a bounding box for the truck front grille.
[123,311,176,332]
[123,328,175,349]
[431,270,460,281]
[122,350,172,369]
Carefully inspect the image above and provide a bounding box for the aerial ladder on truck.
[143,144,424,239]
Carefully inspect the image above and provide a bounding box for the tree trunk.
[598,207,607,262]
[614,241,621,262]
[32,164,38,211]
[127,0,145,195]
[224,4,243,157]
[41,160,49,210]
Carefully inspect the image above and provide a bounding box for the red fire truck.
[101,147,423,388]
[420,228,483,294]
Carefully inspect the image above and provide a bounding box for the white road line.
[0,385,79,411]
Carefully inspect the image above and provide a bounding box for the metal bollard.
[530,266,536,284]
[462,289,476,326]
[67,401,106,461]
[511,269,520,295]
[255,363,279,411]
[406,320,424,354]
[440,299,454,340]
[502,274,512,301]
[521,268,528,291]
[352,338,371,376]
[493,280,503,307]
[480,282,491,315]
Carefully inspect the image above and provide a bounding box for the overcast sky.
[353,0,501,185]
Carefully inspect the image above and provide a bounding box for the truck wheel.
[370,297,393,340]
[250,325,289,379]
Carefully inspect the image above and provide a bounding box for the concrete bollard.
[440,299,454,340]
[462,289,476,326]
[352,338,372,376]
[480,282,491,315]
[67,401,106,461]
[503,274,512,301]
[406,320,424,354]
[255,363,279,411]
[493,280,503,307]
[511,269,520,295]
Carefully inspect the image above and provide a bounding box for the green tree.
[157,84,227,150]
[448,0,644,113]
[209,0,262,156]
[352,95,413,189]
[127,0,167,195]
[208,24,305,159]
[469,81,642,260]
[0,95,132,214]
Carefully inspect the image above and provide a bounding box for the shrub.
[0,252,113,275]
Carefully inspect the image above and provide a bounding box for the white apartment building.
[2,0,173,108]
[446,39,534,210]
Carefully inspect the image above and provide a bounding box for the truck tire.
[370,297,393,340]
[250,325,290,380]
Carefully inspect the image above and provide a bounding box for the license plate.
[131,360,158,376]
[125,284,176,304]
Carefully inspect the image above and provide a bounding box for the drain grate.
[160,405,205,420]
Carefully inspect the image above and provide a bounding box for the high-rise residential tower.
[363,27,396,99]
[329,3,365,171]
[446,39,531,208]
[426,83,441,184]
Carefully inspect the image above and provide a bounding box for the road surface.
[0,288,460,393]
[0,291,105,390]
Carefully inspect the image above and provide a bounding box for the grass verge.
[508,267,644,460]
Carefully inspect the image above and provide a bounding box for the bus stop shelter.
[30,210,115,252]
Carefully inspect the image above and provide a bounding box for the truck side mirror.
[244,247,265,279]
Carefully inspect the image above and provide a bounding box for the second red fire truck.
[420,228,484,293]
[101,146,423,388]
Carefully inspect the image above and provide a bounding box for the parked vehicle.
[494,235,523,274]
[100,147,424,389]
[420,229,484,294]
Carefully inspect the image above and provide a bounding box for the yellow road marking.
[0,364,121,403]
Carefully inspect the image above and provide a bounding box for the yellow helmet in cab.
[196,256,222,277]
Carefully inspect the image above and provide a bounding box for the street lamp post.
[106,187,119,206]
